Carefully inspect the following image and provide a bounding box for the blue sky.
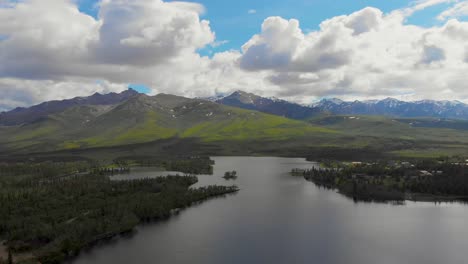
[77,0,456,55]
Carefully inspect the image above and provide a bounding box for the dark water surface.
[71,157,468,264]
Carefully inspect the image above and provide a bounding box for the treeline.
[294,160,468,202]
[0,161,237,264]
[0,161,91,189]
[161,158,214,175]
[114,156,214,175]
[0,161,89,177]
[305,147,390,162]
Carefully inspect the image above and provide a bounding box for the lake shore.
[295,160,468,203]
[0,161,239,264]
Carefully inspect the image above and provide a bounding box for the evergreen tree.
[7,249,12,264]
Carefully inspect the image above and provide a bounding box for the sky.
[1,0,468,111]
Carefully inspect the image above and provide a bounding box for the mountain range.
[0,90,331,153]
[1,89,468,157]
[216,90,468,120]
[215,91,320,119]
[0,89,139,126]
[2,89,468,127]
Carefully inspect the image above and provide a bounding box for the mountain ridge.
[312,97,468,119]
[0,91,333,152]
[3,89,468,128]
[0,89,140,126]
[215,91,468,120]
[216,90,320,119]
[1,89,468,159]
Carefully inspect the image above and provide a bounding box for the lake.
[70,157,468,264]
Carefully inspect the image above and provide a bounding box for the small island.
[292,158,468,202]
[223,171,238,180]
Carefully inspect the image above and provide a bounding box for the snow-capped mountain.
[216,91,468,120]
[316,97,468,119]
[216,91,320,119]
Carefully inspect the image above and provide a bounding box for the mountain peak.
[0,89,142,126]
[125,88,140,95]
[313,98,344,106]
[381,97,400,102]
[232,90,248,95]
[224,90,261,105]
[326,98,344,105]
[217,90,319,119]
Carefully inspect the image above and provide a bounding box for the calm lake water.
[71,157,468,264]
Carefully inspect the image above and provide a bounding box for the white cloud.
[400,0,457,17]
[0,0,215,75]
[239,8,386,73]
[210,40,229,48]
[94,0,214,65]
[0,0,217,109]
[0,78,127,111]
[238,6,468,103]
[248,9,256,14]
[438,1,468,20]
[240,17,304,70]
[412,0,455,11]
[1,0,468,111]
[421,45,446,64]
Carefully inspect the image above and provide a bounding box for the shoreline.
[64,187,239,263]
[317,184,468,204]
[406,193,468,203]
[10,187,239,264]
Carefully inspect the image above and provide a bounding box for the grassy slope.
[309,115,468,158]
[73,111,179,148]
[181,108,335,141]
[0,95,336,153]
[1,95,468,159]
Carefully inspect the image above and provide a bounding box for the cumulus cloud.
[0,0,98,80]
[1,0,468,111]
[0,0,214,74]
[239,8,385,73]
[237,6,468,103]
[239,17,303,70]
[0,0,218,110]
[93,0,214,65]
[0,79,127,111]
[421,45,446,64]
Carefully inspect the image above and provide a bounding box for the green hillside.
[2,94,468,159]
[181,108,333,141]
[0,94,335,152]
[309,115,468,158]
[309,115,468,142]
